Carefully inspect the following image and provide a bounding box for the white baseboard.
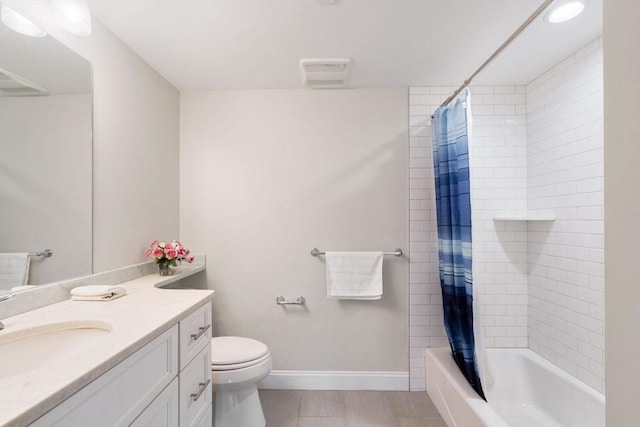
[259,370,409,391]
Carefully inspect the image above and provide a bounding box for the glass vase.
[158,263,174,276]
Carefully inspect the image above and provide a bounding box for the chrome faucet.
[0,293,14,330]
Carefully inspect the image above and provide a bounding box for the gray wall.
[604,0,640,424]
[180,89,409,371]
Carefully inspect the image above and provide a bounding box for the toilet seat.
[212,351,271,371]
[211,336,270,370]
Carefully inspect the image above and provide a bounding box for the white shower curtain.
[466,91,494,393]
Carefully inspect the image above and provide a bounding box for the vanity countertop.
[0,270,214,427]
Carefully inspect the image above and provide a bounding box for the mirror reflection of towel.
[0,253,30,291]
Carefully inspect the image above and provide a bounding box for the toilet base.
[213,384,265,427]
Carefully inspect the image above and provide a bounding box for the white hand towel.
[71,285,127,302]
[325,252,383,300]
[0,253,31,291]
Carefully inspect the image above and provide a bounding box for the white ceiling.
[88,0,602,90]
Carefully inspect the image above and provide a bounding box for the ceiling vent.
[300,58,352,89]
[0,68,48,96]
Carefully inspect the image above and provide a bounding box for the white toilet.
[210,336,272,427]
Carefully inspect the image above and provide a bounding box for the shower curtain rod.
[432,0,555,117]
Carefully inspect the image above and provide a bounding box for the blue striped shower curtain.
[431,90,485,400]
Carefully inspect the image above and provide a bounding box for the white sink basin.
[0,320,112,380]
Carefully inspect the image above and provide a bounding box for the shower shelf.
[493,210,555,221]
[493,214,555,221]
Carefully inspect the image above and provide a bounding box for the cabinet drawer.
[179,302,212,369]
[180,345,212,427]
[130,378,179,427]
[32,325,179,427]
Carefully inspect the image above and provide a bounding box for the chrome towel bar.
[310,248,402,257]
[28,249,53,258]
[276,296,306,306]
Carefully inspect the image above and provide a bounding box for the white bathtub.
[426,347,605,427]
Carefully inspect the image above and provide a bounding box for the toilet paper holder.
[276,296,306,305]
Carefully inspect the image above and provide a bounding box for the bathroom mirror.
[0,24,92,291]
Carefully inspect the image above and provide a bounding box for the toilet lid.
[211,336,269,365]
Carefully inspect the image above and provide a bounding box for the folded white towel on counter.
[0,253,30,290]
[71,285,127,302]
[325,251,384,300]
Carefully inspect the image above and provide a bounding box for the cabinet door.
[179,302,212,369]
[180,345,212,427]
[192,404,212,427]
[32,326,179,427]
[130,378,179,427]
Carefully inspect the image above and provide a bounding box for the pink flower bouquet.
[146,240,194,275]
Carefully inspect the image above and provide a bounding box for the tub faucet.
[0,293,14,330]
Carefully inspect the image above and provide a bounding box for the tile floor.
[258,390,447,427]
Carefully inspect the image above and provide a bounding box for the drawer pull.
[190,324,211,340]
[190,379,211,401]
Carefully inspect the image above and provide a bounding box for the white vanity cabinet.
[31,301,213,427]
[130,378,180,427]
[177,302,213,427]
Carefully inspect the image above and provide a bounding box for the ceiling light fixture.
[51,0,92,36]
[545,1,585,24]
[0,3,47,37]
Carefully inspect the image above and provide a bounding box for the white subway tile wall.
[470,87,529,350]
[408,85,529,391]
[409,85,448,392]
[526,38,604,393]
